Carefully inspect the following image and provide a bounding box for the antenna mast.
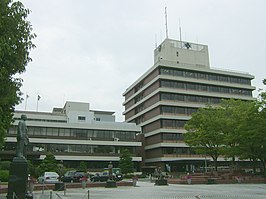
[155,34,157,48]
[179,17,182,42]
[165,6,168,39]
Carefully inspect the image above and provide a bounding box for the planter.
[105,180,117,188]
[207,178,217,184]
[54,182,65,191]
[155,179,168,186]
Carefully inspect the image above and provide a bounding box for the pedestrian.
[132,175,138,187]
[186,173,192,185]
[81,176,87,189]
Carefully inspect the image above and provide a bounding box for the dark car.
[90,174,109,182]
[61,171,87,182]
[90,173,123,182]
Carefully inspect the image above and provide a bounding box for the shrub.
[0,170,9,182]
[0,161,11,170]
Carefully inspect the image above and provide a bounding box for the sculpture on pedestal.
[16,114,29,158]
[7,114,31,199]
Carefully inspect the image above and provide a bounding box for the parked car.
[61,171,88,182]
[38,172,59,183]
[90,173,109,182]
[90,172,123,182]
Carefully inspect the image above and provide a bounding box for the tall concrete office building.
[123,38,255,172]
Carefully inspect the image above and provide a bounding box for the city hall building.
[2,101,142,169]
[123,38,255,172]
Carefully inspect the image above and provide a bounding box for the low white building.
[3,101,142,169]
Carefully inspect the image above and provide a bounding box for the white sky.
[16,0,266,122]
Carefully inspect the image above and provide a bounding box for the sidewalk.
[15,181,266,199]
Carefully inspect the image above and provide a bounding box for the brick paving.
[28,181,266,199]
[1,181,266,199]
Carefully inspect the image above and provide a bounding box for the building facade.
[123,38,255,172]
[2,101,142,169]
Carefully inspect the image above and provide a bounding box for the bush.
[0,170,9,182]
[0,161,11,170]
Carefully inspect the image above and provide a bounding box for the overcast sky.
[16,0,266,122]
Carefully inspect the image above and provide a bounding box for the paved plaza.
[1,181,264,199]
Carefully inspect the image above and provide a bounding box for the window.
[219,75,228,82]
[198,73,207,79]
[95,118,100,121]
[199,85,208,91]
[186,83,197,90]
[78,116,86,121]
[209,74,218,81]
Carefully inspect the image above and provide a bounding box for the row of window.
[162,133,184,141]
[14,117,67,123]
[160,67,251,85]
[161,106,197,115]
[161,93,222,104]
[4,143,136,154]
[161,119,187,128]
[8,126,136,141]
[162,147,194,155]
[161,80,252,96]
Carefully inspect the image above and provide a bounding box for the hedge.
[0,170,9,182]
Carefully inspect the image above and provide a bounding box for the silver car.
[38,172,59,183]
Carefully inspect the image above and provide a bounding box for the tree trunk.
[213,157,218,172]
[252,158,257,174]
[259,158,265,174]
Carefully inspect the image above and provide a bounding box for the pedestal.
[105,180,117,188]
[54,182,65,191]
[155,179,168,186]
[7,157,28,199]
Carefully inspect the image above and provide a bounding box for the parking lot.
[18,181,266,199]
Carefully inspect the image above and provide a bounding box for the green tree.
[0,0,36,148]
[219,99,255,164]
[38,153,58,175]
[118,149,134,174]
[236,83,266,173]
[28,160,38,178]
[78,161,87,172]
[184,106,225,171]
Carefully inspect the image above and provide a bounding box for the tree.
[38,153,58,175]
[219,99,255,164]
[78,161,87,172]
[236,82,266,173]
[184,106,225,171]
[118,149,134,174]
[0,0,36,148]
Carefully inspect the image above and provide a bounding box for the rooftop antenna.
[155,34,157,48]
[179,17,182,42]
[165,6,169,39]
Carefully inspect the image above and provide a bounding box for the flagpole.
[36,95,40,112]
[36,96,39,112]
[25,93,28,110]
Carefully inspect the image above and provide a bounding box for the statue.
[16,114,29,159]
[7,115,30,199]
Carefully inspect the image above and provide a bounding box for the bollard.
[82,180,86,189]
[87,190,90,199]
[64,183,66,196]
[42,181,44,194]
[50,191,52,199]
